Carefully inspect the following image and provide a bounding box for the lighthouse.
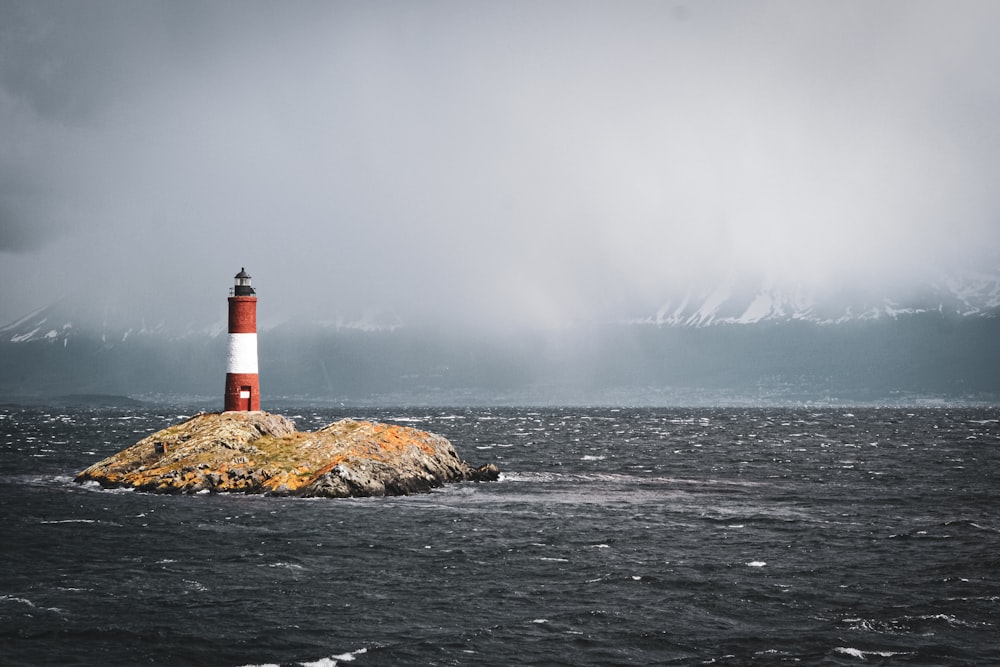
[224,268,260,412]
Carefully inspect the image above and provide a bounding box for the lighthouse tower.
[224,268,260,412]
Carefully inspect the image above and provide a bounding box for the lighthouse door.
[239,386,252,411]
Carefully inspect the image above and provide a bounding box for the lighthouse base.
[224,373,260,412]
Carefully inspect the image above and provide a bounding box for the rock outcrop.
[75,411,500,497]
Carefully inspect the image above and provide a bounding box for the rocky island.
[75,411,499,497]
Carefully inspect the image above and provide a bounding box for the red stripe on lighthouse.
[224,269,260,412]
[225,372,260,412]
[228,296,257,333]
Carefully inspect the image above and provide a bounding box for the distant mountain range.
[5,270,998,345]
[2,273,998,406]
[630,270,1000,326]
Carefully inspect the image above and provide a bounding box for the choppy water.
[1,405,998,665]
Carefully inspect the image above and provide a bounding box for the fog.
[2,1,998,331]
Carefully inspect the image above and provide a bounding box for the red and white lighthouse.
[224,268,260,412]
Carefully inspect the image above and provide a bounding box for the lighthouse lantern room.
[233,268,255,296]
[224,268,260,412]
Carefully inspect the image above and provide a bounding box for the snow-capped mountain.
[0,298,224,346]
[4,270,997,345]
[633,271,1000,327]
[2,270,998,404]
[0,298,407,346]
[931,270,1000,316]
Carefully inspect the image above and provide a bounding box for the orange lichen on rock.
[75,411,498,498]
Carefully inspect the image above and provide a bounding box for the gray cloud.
[1,0,998,328]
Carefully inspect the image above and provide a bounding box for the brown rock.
[74,411,497,498]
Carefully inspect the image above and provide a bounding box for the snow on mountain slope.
[0,298,221,345]
[0,298,405,345]
[638,270,1000,327]
[3,271,998,342]
[0,305,74,345]
[934,270,1000,315]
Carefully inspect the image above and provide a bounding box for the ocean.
[1,405,998,666]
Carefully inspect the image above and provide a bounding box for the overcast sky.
[2,0,998,330]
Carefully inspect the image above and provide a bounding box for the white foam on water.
[79,480,135,494]
[834,647,865,659]
[914,613,980,627]
[39,519,96,524]
[747,561,767,567]
[318,648,367,664]
[498,471,562,483]
[1,595,37,607]
[265,562,305,571]
[581,455,606,461]
[183,579,208,592]
[0,595,66,615]
[834,647,909,660]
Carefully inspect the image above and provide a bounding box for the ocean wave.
[304,648,367,666]
[0,594,66,616]
[497,471,564,483]
[76,479,135,494]
[834,647,910,660]
[241,647,368,667]
[264,561,306,571]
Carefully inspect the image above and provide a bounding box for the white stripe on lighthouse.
[226,333,258,374]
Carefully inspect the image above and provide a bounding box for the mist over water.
[1,2,999,330]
